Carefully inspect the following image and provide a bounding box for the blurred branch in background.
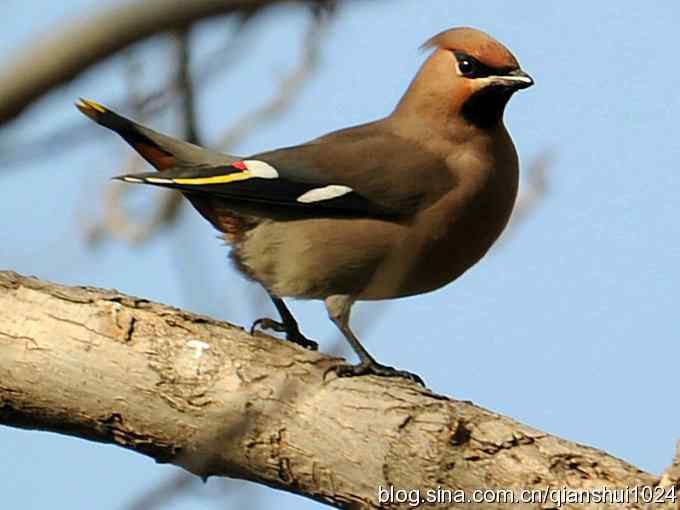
[217,4,329,149]
[83,28,199,246]
[129,14,254,120]
[124,473,194,510]
[0,0,333,127]
[495,150,553,248]
[175,29,201,147]
[0,16,251,170]
[123,454,262,510]
[510,150,552,225]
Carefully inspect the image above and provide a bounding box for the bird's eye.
[453,52,483,78]
[458,58,476,76]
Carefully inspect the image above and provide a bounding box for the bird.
[76,26,533,386]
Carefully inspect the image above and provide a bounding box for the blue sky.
[1,1,679,509]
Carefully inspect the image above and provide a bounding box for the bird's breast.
[367,132,519,299]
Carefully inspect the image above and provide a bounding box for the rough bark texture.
[0,271,675,509]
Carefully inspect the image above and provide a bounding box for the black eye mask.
[452,51,511,79]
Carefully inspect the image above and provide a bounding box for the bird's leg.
[270,296,318,350]
[324,295,424,386]
[250,293,318,350]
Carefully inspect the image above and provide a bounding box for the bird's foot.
[286,330,319,351]
[330,361,425,386]
[250,317,286,335]
[250,318,318,350]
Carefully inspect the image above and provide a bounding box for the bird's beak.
[490,69,534,90]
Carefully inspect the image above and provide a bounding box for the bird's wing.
[116,161,391,218]
[117,124,454,220]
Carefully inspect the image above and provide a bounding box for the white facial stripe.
[297,185,353,203]
[242,160,279,179]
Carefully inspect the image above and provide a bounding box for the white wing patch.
[242,160,279,179]
[297,185,353,204]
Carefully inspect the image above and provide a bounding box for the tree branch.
[0,270,669,509]
[0,0,327,126]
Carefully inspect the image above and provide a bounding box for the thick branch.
[0,271,668,509]
[0,0,325,125]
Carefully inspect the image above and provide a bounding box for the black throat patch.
[461,86,514,129]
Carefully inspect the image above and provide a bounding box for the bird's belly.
[233,217,406,300]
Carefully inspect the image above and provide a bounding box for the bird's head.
[395,27,533,129]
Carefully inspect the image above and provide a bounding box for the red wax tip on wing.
[233,160,248,171]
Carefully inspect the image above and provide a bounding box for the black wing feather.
[115,164,397,219]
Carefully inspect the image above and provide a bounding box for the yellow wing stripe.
[76,98,107,113]
[173,172,253,185]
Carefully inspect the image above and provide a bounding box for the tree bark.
[0,270,675,509]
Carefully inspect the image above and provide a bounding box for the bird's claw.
[250,318,318,351]
[250,317,286,335]
[327,361,425,386]
[286,332,318,351]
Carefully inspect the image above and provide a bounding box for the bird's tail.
[75,98,239,171]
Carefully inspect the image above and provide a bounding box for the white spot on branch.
[186,339,210,359]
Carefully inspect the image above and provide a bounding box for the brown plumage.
[422,27,519,69]
[76,27,533,385]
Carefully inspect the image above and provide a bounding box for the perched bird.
[76,27,532,385]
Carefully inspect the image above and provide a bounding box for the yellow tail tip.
[75,98,108,118]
